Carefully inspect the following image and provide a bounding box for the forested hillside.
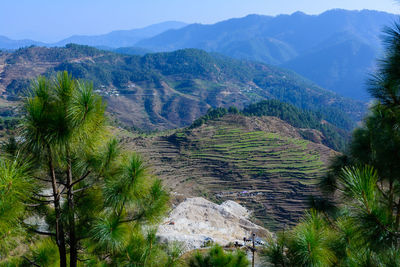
[191,100,349,151]
[0,45,365,132]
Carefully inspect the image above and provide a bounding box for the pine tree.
[13,71,169,266]
[262,19,400,267]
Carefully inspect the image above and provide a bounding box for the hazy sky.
[1,0,399,42]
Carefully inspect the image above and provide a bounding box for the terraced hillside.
[122,114,337,229]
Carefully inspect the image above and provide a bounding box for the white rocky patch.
[157,197,270,251]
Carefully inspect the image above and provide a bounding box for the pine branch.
[29,197,52,204]
[363,200,400,238]
[59,185,68,195]
[24,202,47,207]
[119,211,145,224]
[35,175,66,186]
[72,185,93,194]
[70,171,91,188]
[376,184,389,200]
[22,256,41,267]
[33,192,53,198]
[29,228,56,236]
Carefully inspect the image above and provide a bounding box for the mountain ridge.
[55,21,187,48]
[0,10,394,100]
[136,9,396,100]
[0,21,187,50]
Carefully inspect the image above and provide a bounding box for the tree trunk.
[48,148,67,267]
[389,180,394,219]
[67,156,77,267]
[395,199,400,230]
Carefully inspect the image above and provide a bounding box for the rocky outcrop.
[157,197,271,251]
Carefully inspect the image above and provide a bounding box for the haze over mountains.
[137,9,396,100]
[0,9,395,101]
[55,21,187,48]
[0,21,187,50]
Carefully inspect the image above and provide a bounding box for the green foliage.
[243,100,348,150]
[263,19,400,266]
[263,211,336,267]
[285,211,336,266]
[28,239,60,267]
[338,166,378,208]
[0,156,35,259]
[90,215,130,253]
[111,230,184,267]
[189,107,231,129]
[261,232,288,267]
[263,167,400,266]
[189,99,348,151]
[0,72,170,266]
[188,245,249,267]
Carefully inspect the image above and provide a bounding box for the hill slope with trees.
[0,45,365,132]
[190,100,349,151]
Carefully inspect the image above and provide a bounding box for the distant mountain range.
[0,36,46,50]
[0,9,395,100]
[0,21,187,50]
[136,10,397,100]
[55,21,187,47]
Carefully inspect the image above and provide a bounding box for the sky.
[1,0,400,43]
